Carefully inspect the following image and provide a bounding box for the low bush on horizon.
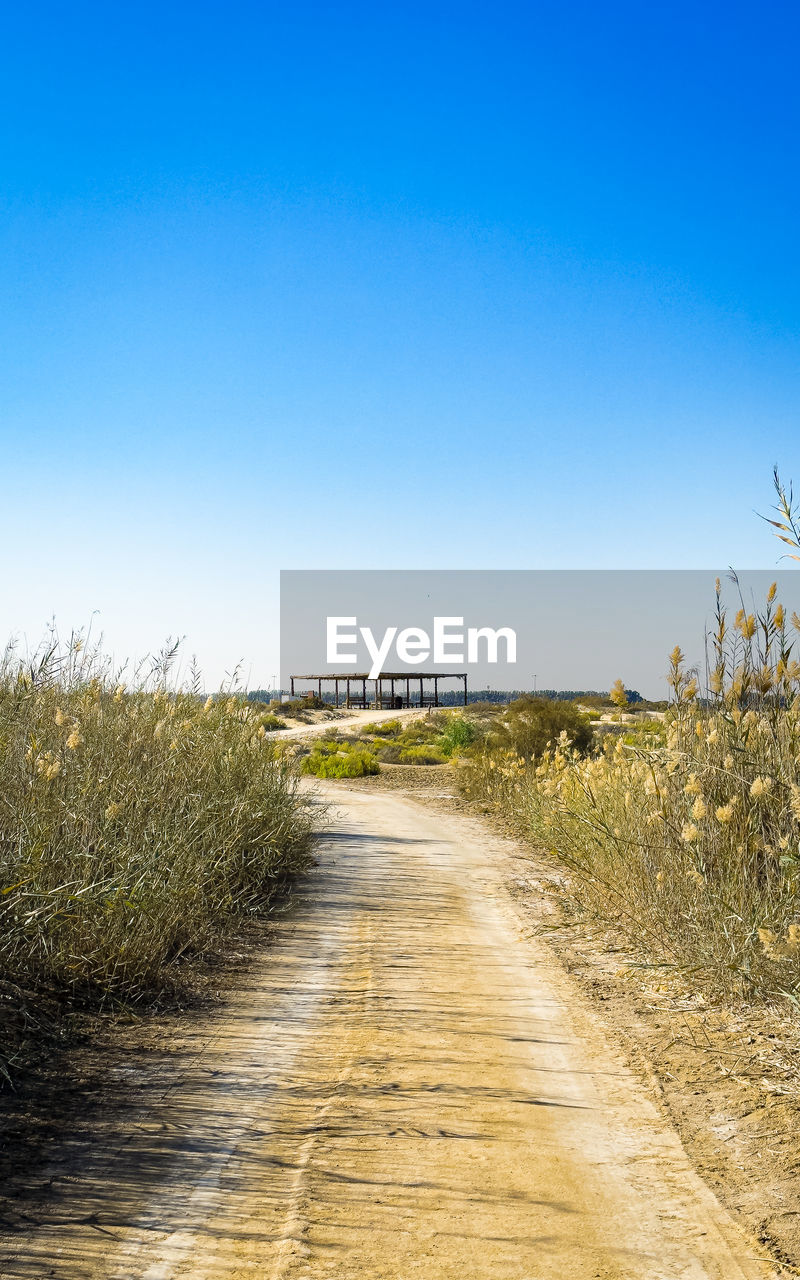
[0,638,314,1083]
[269,694,328,719]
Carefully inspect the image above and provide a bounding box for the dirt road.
[0,789,778,1279]
[272,706,433,740]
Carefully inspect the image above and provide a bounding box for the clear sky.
[2,2,798,687]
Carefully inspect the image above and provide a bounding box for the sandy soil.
[0,788,780,1279]
[272,707,436,740]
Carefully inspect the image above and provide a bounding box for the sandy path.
[272,706,433,740]
[0,789,777,1279]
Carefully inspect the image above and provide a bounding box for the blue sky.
[2,2,798,686]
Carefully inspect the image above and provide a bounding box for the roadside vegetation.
[0,639,314,1083]
[302,739,381,778]
[263,694,329,720]
[461,474,800,1005]
[299,712,483,775]
[482,697,593,759]
[249,710,287,731]
[297,698,659,779]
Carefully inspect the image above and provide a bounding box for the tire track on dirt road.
[0,787,780,1279]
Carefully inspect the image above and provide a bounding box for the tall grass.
[462,568,800,1003]
[0,636,314,1080]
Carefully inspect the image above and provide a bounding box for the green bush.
[487,696,593,760]
[362,718,403,736]
[301,740,380,778]
[437,716,478,757]
[319,712,483,767]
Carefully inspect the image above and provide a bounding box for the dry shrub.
[0,636,314,1080]
[462,576,800,1002]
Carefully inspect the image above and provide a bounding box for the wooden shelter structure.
[289,672,468,709]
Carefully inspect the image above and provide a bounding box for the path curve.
[272,706,434,741]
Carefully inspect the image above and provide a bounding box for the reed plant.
[461,475,800,1002]
[0,636,314,1080]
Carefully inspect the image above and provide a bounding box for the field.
[0,638,314,1083]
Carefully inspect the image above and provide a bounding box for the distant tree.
[609,678,628,709]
